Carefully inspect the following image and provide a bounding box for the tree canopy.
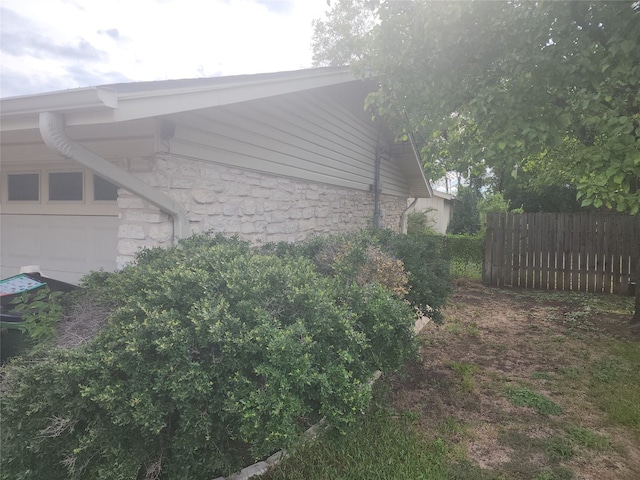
[313,0,640,214]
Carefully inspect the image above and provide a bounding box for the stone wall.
[116,155,407,267]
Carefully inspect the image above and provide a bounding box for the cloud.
[0,71,69,97]
[1,7,107,62]
[254,0,294,15]
[64,65,132,88]
[98,28,122,41]
[0,0,331,97]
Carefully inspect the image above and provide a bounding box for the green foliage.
[502,166,584,213]
[564,426,612,451]
[406,209,437,235]
[260,387,490,480]
[545,436,575,462]
[269,229,451,323]
[449,361,479,393]
[506,386,563,416]
[478,192,511,217]
[0,234,418,480]
[446,234,483,266]
[446,233,483,280]
[371,230,451,322]
[315,1,640,214]
[447,187,481,235]
[9,287,64,342]
[589,342,640,438]
[311,0,377,67]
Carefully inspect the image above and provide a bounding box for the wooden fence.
[483,213,640,294]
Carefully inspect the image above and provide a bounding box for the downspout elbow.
[38,111,190,243]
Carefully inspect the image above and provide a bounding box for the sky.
[0,0,332,98]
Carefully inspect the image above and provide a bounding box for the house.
[409,190,456,234]
[0,67,432,284]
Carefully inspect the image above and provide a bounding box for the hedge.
[1,234,427,480]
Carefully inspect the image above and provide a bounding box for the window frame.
[47,170,85,202]
[6,172,41,202]
[1,165,118,216]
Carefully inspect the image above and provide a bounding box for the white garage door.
[1,214,119,284]
[0,165,120,285]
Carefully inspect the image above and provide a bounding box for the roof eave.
[0,67,357,131]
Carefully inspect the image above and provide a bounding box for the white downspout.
[39,112,190,243]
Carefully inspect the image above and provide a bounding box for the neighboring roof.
[433,190,455,201]
[0,66,431,197]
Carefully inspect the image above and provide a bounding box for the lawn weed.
[506,386,563,415]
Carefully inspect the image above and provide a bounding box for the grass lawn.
[259,281,640,480]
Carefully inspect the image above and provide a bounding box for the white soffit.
[0,67,354,131]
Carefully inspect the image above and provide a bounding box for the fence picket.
[483,213,639,295]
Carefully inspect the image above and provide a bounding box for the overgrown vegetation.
[258,283,639,479]
[0,230,448,480]
[446,234,483,280]
[590,342,640,439]
[264,229,451,323]
[9,288,64,342]
[406,208,485,281]
[259,385,491,480]
[506,386,564,416]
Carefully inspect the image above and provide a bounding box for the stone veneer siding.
[116,155,407,267]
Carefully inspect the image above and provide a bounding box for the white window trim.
[1,164,118,216]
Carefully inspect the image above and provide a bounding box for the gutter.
[38,112,190,244]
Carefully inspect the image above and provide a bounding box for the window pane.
[93,175,118,201]
[8,174,39,201]
[49,172,83,201]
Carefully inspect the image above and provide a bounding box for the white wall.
[411,192,454,234]
[115,156,406,267]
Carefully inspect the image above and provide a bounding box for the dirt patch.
[384,281,640,480]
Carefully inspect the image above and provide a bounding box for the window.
[4,169,117,205]
[8,173,39,201]
[93,175,118,201]
[49,172,83,201]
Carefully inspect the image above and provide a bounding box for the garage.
[1,165,119,284]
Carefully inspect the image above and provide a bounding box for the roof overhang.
[390,142,432,198]
[1,67,354,131]
[0,66,432,197]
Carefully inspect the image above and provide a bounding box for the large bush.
[265,229,451,323]
[372,230,450,322]
[0,235,417,480]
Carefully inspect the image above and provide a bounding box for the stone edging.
[212,315,431,480]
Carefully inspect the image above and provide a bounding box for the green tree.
[314,1,640,212]
[313,0,640,321]
[501,170,583,213]
[447,186,481,235]
[312,0,377,67]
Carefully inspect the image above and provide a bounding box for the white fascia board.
[1,87,117,115]
[101,69,358,123]
[1,68,357,130]
[432,190,455,201]
[0,87,118,132]
[407,132,433,199]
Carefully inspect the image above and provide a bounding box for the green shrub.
[9,288,65,342]
[373,230,451,323]
[406,209,437,235]
[1,234,417,480]
[268,229,451,323]
[446,234,484,280]
[446,234,483,265]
